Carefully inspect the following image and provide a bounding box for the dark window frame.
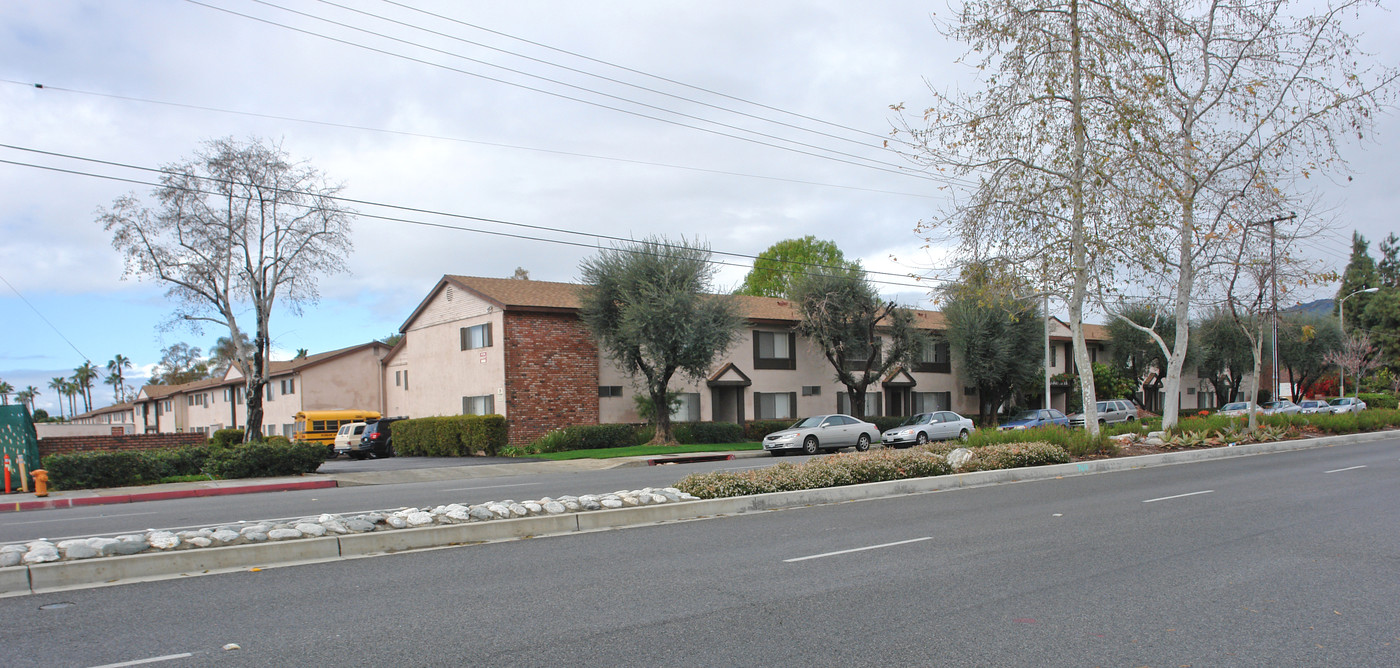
[752,331,797,370]
[460,323,494,351]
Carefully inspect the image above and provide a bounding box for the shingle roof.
[445,275,954,330]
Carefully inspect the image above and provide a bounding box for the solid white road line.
[1324,465,1367,473]
[784,537,933,563]
[88,652,193,668]
[1143,490,1214,503]
[440,482,539,492]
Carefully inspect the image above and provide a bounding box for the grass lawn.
[522,442,764,461]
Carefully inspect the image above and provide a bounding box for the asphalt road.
[0,453,796,544]
[2,439,1396,667]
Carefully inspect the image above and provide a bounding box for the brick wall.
[38,432,207,458]
[503,311,600,445]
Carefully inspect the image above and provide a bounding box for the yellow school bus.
[293,409,381,447]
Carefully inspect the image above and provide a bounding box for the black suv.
[352,416,407,459]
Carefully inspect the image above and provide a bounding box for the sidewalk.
[0,450,770,512]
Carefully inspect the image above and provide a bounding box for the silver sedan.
[763,414,879,456]
[881,411,974,448]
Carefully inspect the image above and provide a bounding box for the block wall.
[503,311,600,445]
[38,433,207,458]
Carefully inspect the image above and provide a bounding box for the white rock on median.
[148,531,181,550]
[543,501,566,515]
[267,528,303,541]
[23,542,59,564]
[406,512,435,527]
[946,448,973,470]
[294,523,328,537]
[601,498,624,509]
[211,529,241,545]
[386,516,408,529]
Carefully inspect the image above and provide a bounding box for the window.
[671,393,701,422]
[223,388,232,402]
[283,424,294,438]
[235,387,244,404]
[463,394,495,415]
[265,424,277,436]
[753,331,796,370]
[1050,342,1057,366]
[915,341,952,373]
[801,385,821,396]
[403,371,408,391]
[280,378,295,395]
[266,385,274,402]
[913,391,951,413]
[842,341,882,371]
[460,323,493,350]
[598,386,623,398]
[963,386,978,396]
[395,370,401,387]
[837,393,883,417]
[754,392,796,420]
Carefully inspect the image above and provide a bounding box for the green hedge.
[964,425,1116,458]
[41,440,326,491]
[1356,393,1398,410]
[742,420,795,441]
[392,415,509,457]
[672,421,745,444]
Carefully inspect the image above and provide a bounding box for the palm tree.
[72,361,98,413]
[20,386,39,413]
[48,377,67,419]
[13,388,33,411]
[107,354,133,402]
[63,380,79,418]
[0,379,12,405]
[295,348,309,359]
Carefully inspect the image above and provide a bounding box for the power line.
[3,79,938,200]
[379,0,911,151]
[186,0,950,185]
[313,0,901,155]
[0,271,90,362]
[0,145,950,292]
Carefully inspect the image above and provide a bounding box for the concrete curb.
[2,429,1394,596]
[0,479,337,513]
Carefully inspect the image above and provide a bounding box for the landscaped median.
[3,426,1396,596]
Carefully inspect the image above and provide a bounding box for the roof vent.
[446,285,454,301]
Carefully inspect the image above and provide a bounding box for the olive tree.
[99,137,354,442]
[578,237,744,445]
[790,265,926,419]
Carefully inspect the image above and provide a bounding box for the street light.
[1337,286,1379,397]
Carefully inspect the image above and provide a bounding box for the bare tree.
[1324,331,1380,398]
[895,0,1142,435]
[1100,0,1395,429]
[99,137,355,442]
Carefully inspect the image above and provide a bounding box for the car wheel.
[916,432,929,446]
[959,429,969,441]
[802,436,820,455]
[855,434,871,452]
[1098,419,1106,426]
[1126,415,1135,422]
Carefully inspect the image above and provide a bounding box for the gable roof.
[405,275,959,331]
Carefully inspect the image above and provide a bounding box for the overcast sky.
[2,0,1396,416]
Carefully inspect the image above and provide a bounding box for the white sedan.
[1329,397,1368,414]
[881,411,974,448]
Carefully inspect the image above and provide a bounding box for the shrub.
[394,415,510,457]
[964,425,1115,458]
[743,420,795,442]
[672,421,745,444]
[675,448,955,499]
[523,423,645,454]
[43,451,170,490]
[1356,392,1398,410]
[208,428,245,448]
[871,416,906,432]
[203,441,326,478]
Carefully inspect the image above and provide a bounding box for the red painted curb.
[0,479,337,513]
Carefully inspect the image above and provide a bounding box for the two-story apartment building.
[127,341,391,435]
[383,275,1124,445]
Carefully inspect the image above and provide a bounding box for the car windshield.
[899,414,932,426]
[1010,410,1040,421]
[1328,398,1349,406]
[1221,403,1246,411]
[791,416,824,429]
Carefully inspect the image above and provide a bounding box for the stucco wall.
[400,290,506,419]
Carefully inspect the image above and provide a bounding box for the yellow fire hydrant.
[31,469,49,498]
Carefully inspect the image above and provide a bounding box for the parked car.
[881,411,974,448]
[1329,397,1368,414]
[1261,399,1301,415]
[764,414,879,456]
[1068,399,1138,427]
[1217,402,1262,418]
[998,408,1069,430]
[345,416,408,460]
[1297,399,1331,414]
[332,422,368,458]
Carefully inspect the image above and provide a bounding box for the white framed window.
[461,323,493,350]
[670,393,701,422]
[913,391,951,413]
[754,392,795,420]
[599,386,623,398]
[463,395,495,415]
[280,378,295,395]
[837,393,882,417]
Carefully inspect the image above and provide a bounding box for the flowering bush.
[674,442,1070,499]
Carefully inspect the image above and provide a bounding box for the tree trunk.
[1067,0,1099,436]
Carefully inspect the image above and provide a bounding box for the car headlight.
[772,433,796,442]
[899,428,914,436]
[1012,425,1026,430]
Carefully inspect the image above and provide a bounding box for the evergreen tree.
[940,266,1043,424]
[1336,232,1379,331]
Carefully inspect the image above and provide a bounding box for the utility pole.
[1249,213,1295,402]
